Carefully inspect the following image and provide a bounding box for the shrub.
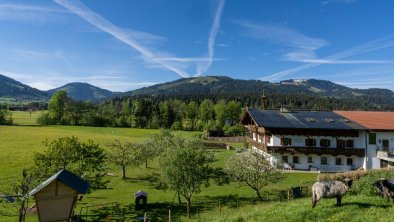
[316,168,394,196]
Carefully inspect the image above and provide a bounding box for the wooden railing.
[377,151,394,162]
[247,138,364,157]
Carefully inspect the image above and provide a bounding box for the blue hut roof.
[29,169,89,196]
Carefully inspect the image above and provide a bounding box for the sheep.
[312,178,352,208]
[374,178,394,203]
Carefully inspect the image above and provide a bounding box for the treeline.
[38,91,245,135]
[36,90,394,131]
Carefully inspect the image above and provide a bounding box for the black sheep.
[374,178,394,203]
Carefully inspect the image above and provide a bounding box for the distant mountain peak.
[48,82,113,102]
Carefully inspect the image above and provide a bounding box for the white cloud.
[237,21,328,50]
[0,3,68,23]
[237,20,329,63]
[196,0,226,76]
[322,0,358,5]
[262,33,394,81]
[54,0,190,78]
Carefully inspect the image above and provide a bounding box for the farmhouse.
[335,111,394,169]
[241,109,394,172]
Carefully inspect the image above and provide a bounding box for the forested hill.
[129,76,393,99]
[124,76,394,110]
[48,82,114,102]
[0,74,49,101]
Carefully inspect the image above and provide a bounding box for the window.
[383,139,389,148]
[281,138,292,146]
[282,156,288,163]
[369,133,376,145]
[305,138,316,147]
[266,135,272,144]
[337,139,346,148]
[346,158,353,166]
[308,156,313,163]
[293,156,299,164]
[337,139,354,148]
[320,139,331,147]
[321,157,328,165]
[335,158,342,165]
[346,140,354,148]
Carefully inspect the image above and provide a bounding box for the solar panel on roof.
[247,109,365,130]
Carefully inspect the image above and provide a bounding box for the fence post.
[144,212,147,222]
[219,201,221,213]
[168,209,171,222]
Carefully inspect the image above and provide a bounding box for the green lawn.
[199,194,394,222]
[10,111,44,126]
[0,125,320,221]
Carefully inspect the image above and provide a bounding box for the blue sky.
[1,0,394,91]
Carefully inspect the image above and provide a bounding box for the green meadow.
[0,112,392,221]
[10,111,44,126]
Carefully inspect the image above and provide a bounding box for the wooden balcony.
[247,138,365,157]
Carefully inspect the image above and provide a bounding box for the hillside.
[201,195,394,222]
[1,74,394,109]
[130,76,394,99]
[47,82,114,102]
[0,74,48,102]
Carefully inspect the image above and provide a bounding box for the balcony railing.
[377,151,394,162]
[247,138,365,157]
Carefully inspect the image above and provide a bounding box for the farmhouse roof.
[29,169,89,196]
[242,109,366,130]
[335,111,394,131]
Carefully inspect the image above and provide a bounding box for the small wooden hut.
[29,169,89,222]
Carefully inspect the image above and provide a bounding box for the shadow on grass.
[210,167,231,186]
[341,202,393,209]
[122,173,166,190]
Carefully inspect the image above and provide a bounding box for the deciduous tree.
[33,136,107,191]
[225,150,282,201]
[159,136,213,218]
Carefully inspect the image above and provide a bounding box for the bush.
[0,109,13,125]
[317,168,394,196]
[36,112,56,125]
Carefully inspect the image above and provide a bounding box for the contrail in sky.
[54,0,190,78]
[196,0,226,76]
[262,33,394,81]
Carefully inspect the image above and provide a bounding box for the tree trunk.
[178,192,182,204]
[145,159,148,168]
[122,166,126,178]
[186,198,191,218]
[255,190,263,201]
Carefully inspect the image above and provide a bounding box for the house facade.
[335,111,394,169]
[241,109,394,172]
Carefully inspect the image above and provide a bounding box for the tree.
[199,99,214,124]
[48,90,68,123]
[0,109,13,125]
[225,150,282,201]
[185,101,198,130]
[159,136,213,218]
[135,140,159,168]
[214,100,227,129]
[33,136,107,191]
[225,100,242,125]
[107,140,141,178]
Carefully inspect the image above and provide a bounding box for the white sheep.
[312,179,352,208]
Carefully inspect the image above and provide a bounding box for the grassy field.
[10,111,44,126]
[199,194,394,222]
[0,125,319,221]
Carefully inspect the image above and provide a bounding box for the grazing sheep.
[374,178,394,203]
[312,179,352,208]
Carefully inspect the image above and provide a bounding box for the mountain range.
[1,74,394,107]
